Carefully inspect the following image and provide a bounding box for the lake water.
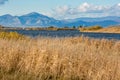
[7,30,120,40]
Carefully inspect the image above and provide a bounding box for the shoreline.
[80,31,120,34]
[80,26,120,34]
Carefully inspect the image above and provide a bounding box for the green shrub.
[80,25,102,31]
[0,31,26,40]
[87,26,102,30]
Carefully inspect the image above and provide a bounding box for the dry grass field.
[0,32,120,80]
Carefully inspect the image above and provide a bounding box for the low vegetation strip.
[0,35,120,80]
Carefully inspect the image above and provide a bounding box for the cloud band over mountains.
[52,2,120,19]
[0,0,8,5]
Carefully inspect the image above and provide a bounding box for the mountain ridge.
[0,12,120,27]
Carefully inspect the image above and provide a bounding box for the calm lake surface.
[7,30,120,40]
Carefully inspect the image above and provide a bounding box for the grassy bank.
[80,26,120,33]
[96,26,120,33]
[0,33,120,80]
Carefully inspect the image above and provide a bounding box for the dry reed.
[0,36,120,80]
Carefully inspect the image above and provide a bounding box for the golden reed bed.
[0,36,120,80]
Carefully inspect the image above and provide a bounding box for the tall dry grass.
[0,36,120,80]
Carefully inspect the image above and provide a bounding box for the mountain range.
[0,12,120,27]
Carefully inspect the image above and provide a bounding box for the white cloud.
[52,3,120,19]
[77,3,109,13]
[106,3,120,16]
[77,2,90,12]
[55,5,69,14]
[0,0,8,5]
[52,6,71,19]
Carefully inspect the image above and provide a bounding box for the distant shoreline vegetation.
[0,25,78,31]
[0,25,120,33]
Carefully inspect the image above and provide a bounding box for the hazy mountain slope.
[0,14,21,26]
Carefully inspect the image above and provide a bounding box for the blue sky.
[0,0,120,19]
